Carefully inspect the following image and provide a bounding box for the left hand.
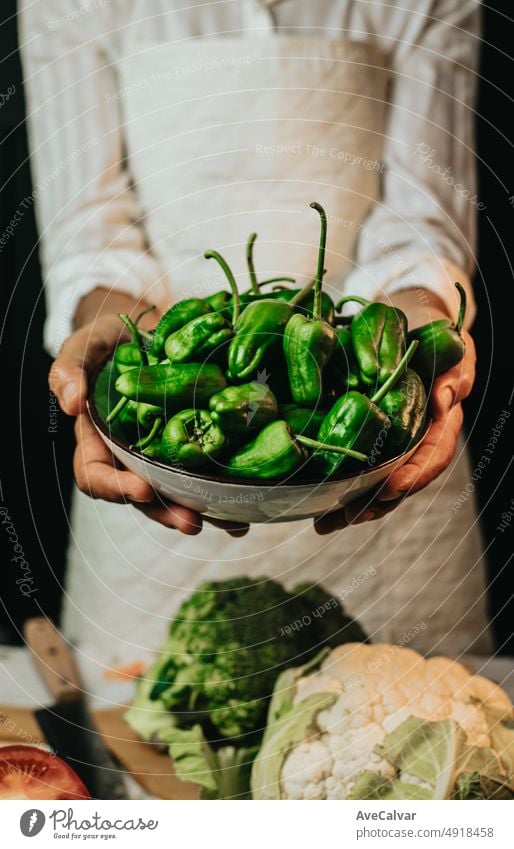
[314,311,475,535]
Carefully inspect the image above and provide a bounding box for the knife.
[23,616,127,799]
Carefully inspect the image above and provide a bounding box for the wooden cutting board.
[0,705,198,800]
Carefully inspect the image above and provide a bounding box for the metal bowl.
[87,360,427,524]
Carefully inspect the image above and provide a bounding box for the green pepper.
[377,368,427,452]
[131,416,164,452]
[137,402,164,428]
[227,299,296,380]
[204,290,232,312]
[113,343,159,374]
[115,362,227,408]
[336,295,408,387]
[161,409,226,469]
[150,299,213,359]
[209,381,278,434]
[408,282,467,382]
[225,419,368,480]
[279,404,327,439]
[224,420,308,479]
[283,203,337,406]
[141,439,163,459]
[164,250,240,363]
[331,326,361,390]
[273,281,335,324]
[227,243,316,380]
[315,339,419,476]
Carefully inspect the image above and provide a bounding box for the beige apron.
[63,22,491,667]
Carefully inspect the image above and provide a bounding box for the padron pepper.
[283,203,337,406]
[279,404,327,439]
[408,282,467,382]
[164,250,241,364]
[377,367,427,453]
[209,381,278,434]
[336,295,408,387]
[151,298,212,359]
[107,312,154,422]
[161,409,225,469]
[225,420,368,480]
[272,274,335,325]
[114,362,226,409]
[113,305,158,373]
[331,326,361,390]
[315,339,419,476]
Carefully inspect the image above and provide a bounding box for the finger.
[344,494,404,525]
[50,319,128,415]
[73,414,154,503]
[430,331,476,418]
[132,501,203,535]
[203,516,250,537]
[314,508,348,535]
[375,404,464,503]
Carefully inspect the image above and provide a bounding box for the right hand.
[50,314,249,537]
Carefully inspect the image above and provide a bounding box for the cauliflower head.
[252,643,514,800]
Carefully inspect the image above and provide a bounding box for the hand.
[314,324,476,535]
[51,295,249,537]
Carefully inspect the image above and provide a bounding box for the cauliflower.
[251,644,514,800]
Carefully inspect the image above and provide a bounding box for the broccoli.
[125,576,366,798]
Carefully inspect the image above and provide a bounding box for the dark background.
[0,3,512,651]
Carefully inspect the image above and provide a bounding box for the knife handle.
[23,617,82,702]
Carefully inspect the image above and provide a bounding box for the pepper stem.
[454,282,467,334]
[106,395,129,424]
[335,294,370,312]
[204,249,241,325]
[259,276,296,287]
[309,202,327,321]
[134,304,156,326]
[246,233,260,295]
[296,434,368,462]
[131,417,163,451]
[371,339,419,406]
[119,313,149,366]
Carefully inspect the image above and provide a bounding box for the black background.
[0,3,512,651]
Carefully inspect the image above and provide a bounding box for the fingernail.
[440,387,455,413]
[63,382,78,409]
[348,509,377,525]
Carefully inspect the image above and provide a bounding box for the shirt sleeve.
[18,0,169,356]
[343,0,481,326]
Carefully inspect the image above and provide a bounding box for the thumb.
[50,318,128,416]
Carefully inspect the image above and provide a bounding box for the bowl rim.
[87,356,429,489]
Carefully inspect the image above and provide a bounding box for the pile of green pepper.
[102,202,467,481]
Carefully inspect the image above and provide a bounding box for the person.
[19,0,489,667]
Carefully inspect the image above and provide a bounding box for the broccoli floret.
[147,577,366,742]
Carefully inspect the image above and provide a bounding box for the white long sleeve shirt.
[19,0,480,356]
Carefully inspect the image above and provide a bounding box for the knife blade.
[23,617,127,799]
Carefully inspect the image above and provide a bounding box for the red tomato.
[0,745,90,800]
